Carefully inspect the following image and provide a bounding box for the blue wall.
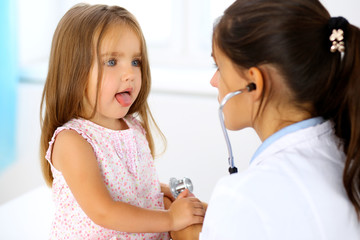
[0,0,18,172]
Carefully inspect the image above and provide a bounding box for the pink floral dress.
[46,116,170,240]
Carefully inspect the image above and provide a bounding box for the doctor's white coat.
[200,120,360,240]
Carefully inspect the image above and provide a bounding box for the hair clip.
[329,29,345,53]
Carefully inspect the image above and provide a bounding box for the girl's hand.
[168,189,205,231]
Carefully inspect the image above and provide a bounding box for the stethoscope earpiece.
[246,83,256,92]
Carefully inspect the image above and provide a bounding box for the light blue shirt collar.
[250,117,325,164]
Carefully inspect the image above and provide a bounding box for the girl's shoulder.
[46,118,96,163]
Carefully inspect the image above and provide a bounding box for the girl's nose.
[120,66,135,82]
[210,70,219,88]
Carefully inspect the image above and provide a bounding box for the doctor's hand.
[168,189,205,231]
[160,182,176,202]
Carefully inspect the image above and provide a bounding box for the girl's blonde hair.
[40,4,165,186]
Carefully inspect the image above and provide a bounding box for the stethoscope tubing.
[218,90,244,171]
[218,83,256,174]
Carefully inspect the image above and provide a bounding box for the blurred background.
[0,0,359,238]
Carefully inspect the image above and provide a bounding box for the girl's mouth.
[115,89,132,107]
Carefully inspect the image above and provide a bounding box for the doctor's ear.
[247,67,264,101]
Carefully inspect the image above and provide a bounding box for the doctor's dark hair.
[213,0,360,216]
[40,4,165,186]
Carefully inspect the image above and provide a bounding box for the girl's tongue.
[115,92,132,107]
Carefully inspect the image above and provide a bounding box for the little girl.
[40,4,205,239]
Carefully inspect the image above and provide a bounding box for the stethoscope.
[218,82,256,174]
[169,177,193,198]
[169,83,256,198]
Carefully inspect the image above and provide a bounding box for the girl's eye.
[132,59,141,67]
[105,59,117,67]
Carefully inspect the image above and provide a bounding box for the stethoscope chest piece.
[169,177,193,198]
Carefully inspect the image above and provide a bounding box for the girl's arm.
[52,129,205,232]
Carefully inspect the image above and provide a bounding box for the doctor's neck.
[249,67,313,142]
[254,101,312,142]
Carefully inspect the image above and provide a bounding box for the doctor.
[200,0,360,239]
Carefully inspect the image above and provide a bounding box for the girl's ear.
[248,67,264,102]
